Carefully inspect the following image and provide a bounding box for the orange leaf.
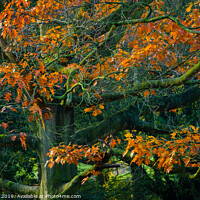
[144,90,150,97]
[99,104,104,109]
[116,137,121,144]
[55,156,61,163]
[189,125,199,133]
[84,106,94,113]
[124,132,133,139]
[169,109,177,113]
[109,139,117,148]
[48,161,55,169]
[2,122,8,129]
[150,89,156,96]
[81,176,89,185]
[186,3,193,13]
[93,80,97,86]
[2,29,6,39]
[11,135,17,141]
[95,93,101,98]
[4,92,12,102]
[28,115,34,122]
[44,112,51,120]
[171,132,176,139]
[92,109,101,116]
[19,132,27,150]
[9,107,18,112]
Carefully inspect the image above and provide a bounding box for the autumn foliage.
[0,0,200,189]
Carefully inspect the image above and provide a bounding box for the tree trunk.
[37,105,77,199]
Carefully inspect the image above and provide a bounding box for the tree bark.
[37,105,77,199]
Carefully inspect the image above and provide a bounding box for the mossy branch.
[0,179,39,195]
[112,15,200,34]
[72,61,200,106]
[56,164,120,195]
[73,109,171,145]
[189,167,200,179]
[134,60,200,90]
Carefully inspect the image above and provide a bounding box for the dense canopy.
[0,0,200,199]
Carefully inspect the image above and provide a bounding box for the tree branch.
[112,15,200,34]
[73,84,200,146]
[87,0,154,38]
[189,167,200,179]
[73,109,171,145]
[72,61,200,106]
[139,85,200,115]
[110,148,200,179]
[56,163,120,195]
[0,134,40,151]
[0,178,39,195]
